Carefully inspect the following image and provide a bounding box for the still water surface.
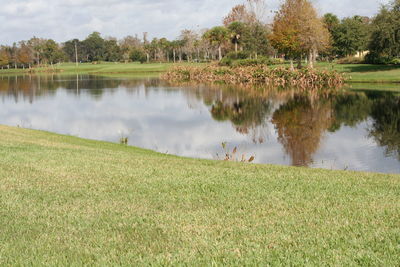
[1,75,399,174]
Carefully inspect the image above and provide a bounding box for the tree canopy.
[203,27,230,60]
[270,0,330,67]
[0,0,399,68]
[366,0,400,63]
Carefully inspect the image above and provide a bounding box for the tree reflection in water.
[0,74,164,102]
[369,95,400,159]
[272,95,334,167]
[204,87,400,167]
[210,99,272,144]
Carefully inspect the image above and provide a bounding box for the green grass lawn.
[346,82,400,93]
[0,62,203,76]
[58,62,177,74]
[0,125,399,265]
[316,62,400,83]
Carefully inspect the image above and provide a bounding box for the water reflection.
[369,95,400,159]
[210,98,272,144]
[272,95,334,167]
[0,75,164,101]
[0,74,399,173]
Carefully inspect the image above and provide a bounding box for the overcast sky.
[0,0,391,45]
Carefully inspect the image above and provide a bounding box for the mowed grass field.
[0,62,201,76]
[346,82,400,93]
[0,125,399,265]
[1,61,400,83]
[316,63,400,83]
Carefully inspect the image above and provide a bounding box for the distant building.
[355,51,369,58]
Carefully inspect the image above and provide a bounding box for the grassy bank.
[0,125,399,265]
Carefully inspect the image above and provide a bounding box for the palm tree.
[170,40,180,63]
[203,26,229,61]
[228,22,247,53]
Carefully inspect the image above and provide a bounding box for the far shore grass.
[346,82,400,93]
[317,62,400,83]
[1,61,400,83]
[0,62,199,76]
[0,125,399,265]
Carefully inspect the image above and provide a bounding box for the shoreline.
[1,124,399,175]
[1,62,400,84]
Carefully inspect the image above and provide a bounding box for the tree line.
[0,0,399,69]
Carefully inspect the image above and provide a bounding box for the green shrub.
[336,56,365,64]
[220,57,233,66]
[233,58,265,66]
[220,52,252,66]
[130,49,147,64]
[224,51,251,60]
[220,53,284,67]
[232,57,283,67]
[389,58,400,65]
[364,52,396,65]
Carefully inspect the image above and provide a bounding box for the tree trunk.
[235,42,238,53]
[218,46,222,61]
[173,49,176,63]
[290,60,294,71]
[297,57,302,69]
[308,50,314,69]
[313,49,318,65]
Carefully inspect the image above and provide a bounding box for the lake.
[0,74,399,174]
